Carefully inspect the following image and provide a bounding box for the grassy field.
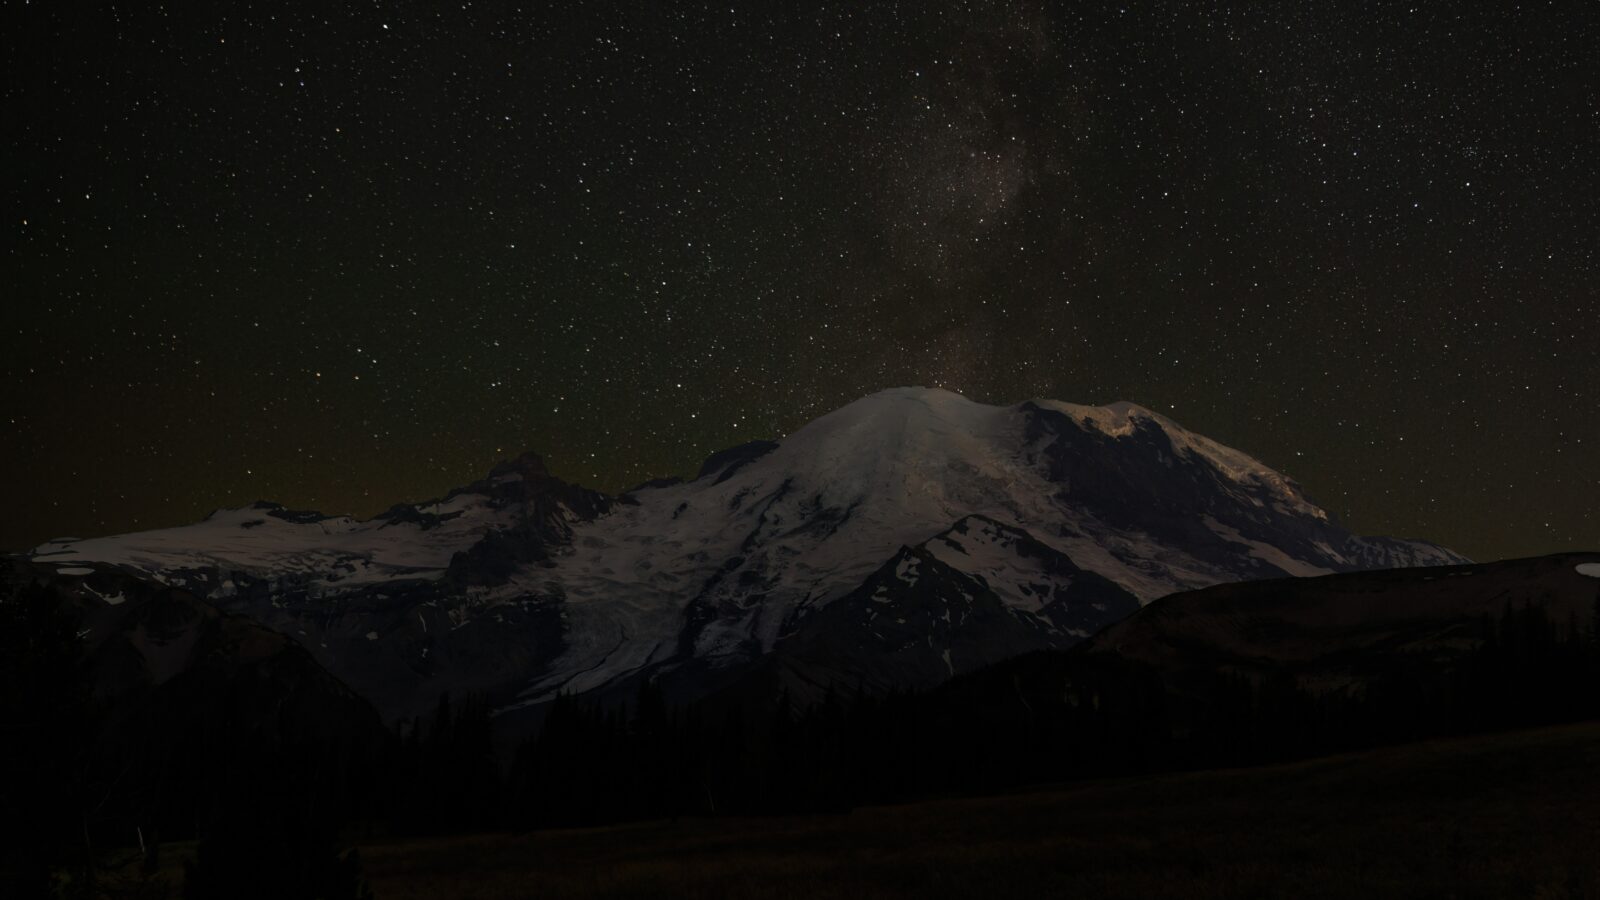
[352,722,1600,899]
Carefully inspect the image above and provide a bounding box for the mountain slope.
[1086,551,1600,701]
[23,387,1466,721]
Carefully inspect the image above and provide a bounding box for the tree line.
[396,594,1600,828]
[5,575,1599,897]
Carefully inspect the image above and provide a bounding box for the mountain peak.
[860,385,970,400]
[30,384,1467,724]
[826,385,980,417]
[1101,399,1157,417]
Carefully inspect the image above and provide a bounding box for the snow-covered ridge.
[29,494,514,598]
[23,388,1330,592]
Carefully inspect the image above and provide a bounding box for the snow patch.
[26,496,510,598]
[1576,563,1600,579]
[1203,516,1336,578]
[83,584,125,606]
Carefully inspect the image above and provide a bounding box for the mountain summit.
[27,387,1465,721]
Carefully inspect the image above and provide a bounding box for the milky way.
[6,2,1596,560]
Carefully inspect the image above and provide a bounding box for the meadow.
[348,721,1600,899]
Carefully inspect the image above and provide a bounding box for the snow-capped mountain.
[25,387,1466,722]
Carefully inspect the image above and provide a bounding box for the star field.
[5,2,1596,561]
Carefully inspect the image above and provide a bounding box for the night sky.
[6,2,1596,561]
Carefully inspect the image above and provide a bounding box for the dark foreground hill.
[846,551,1600,791]
[106,722,1600,900]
